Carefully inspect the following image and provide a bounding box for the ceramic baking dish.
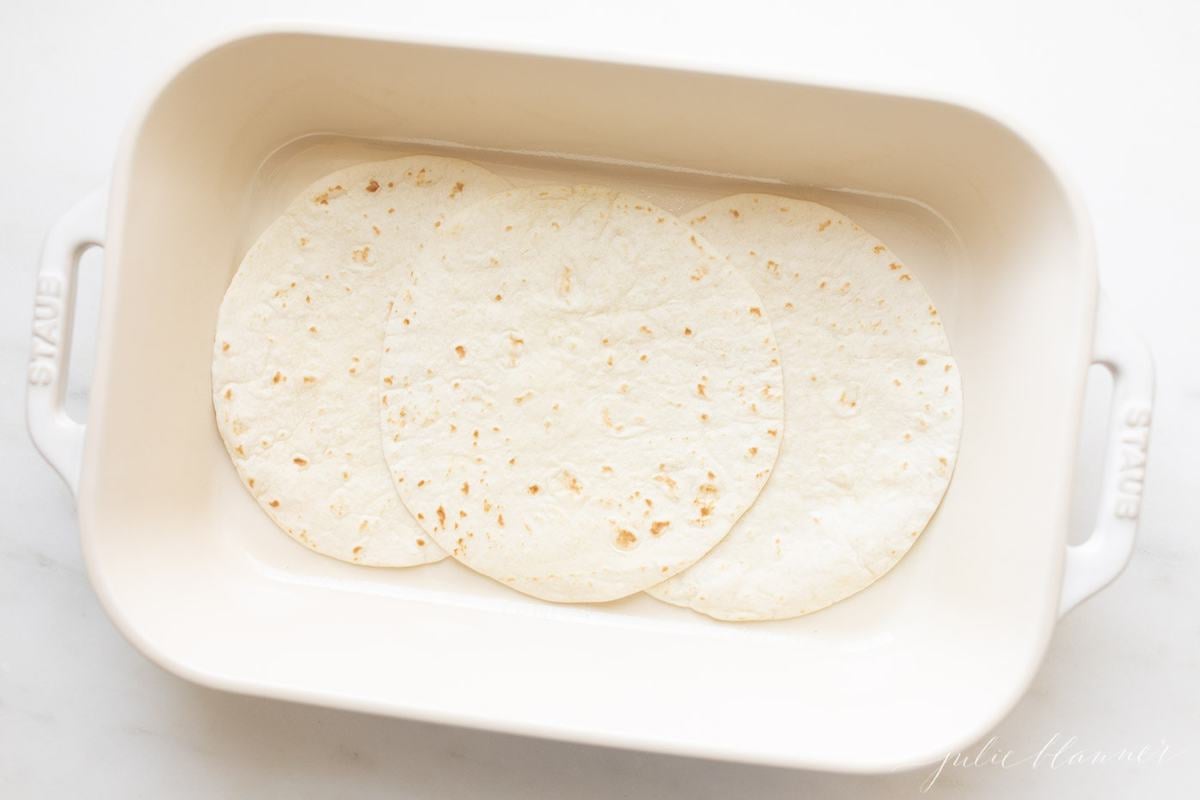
[26,28,1154,772]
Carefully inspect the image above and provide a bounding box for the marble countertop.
[2,1,1196,797]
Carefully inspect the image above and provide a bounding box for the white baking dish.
[26,28,1154,772]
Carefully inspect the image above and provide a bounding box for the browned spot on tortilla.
[602,465,614,474]
[899,274,912,282]
[650,521,670,536]
[247,478,255,488]
[223,388,233,400]
[221,341,230,352]
[449,181,465,197]
[639,325,653,336]
[944,363,953,372]
[615,529,638,549]
[767,429,778,437]
[729,208,740,219]
[494,294,503,302]
[436,506,446,528]
[699,413,710,422]
[683,327,693,336]
[234,445,245,457]
[365,179,380,192]
[889,262,902,271]
[917,358,928,366]
[873,245,886,254]
[461,481,470,496]
[747,447,758,457]
[293,456,308,467]
[455,345,466,359]
[696,381,708,398]
[272,371,284,384]
[497,513,505,527]
[312,185,344,205]
[269,499,280,508]
[749,307,762,317]
[528,484,540,495]
[818,219,832,232]
[563,472,583,494]
[352,246,370,263]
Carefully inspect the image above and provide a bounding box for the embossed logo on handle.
[28,274,61,386]
[1114,406,1151,520]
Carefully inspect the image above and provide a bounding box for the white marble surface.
[2,1,1197,797]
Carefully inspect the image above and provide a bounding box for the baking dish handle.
[26,189,106,498]
[1059,292,1155,615]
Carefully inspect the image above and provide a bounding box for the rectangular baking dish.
[26,28,1154,772]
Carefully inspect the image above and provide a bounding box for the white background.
[1,1,1197,797]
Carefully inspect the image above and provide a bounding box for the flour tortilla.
[379,185,785,601]
[648,194,963,620]
[213,156,510,565]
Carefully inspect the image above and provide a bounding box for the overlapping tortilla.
[213,156,509,565]
[380,185,785,601]
[648,195,962,620]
